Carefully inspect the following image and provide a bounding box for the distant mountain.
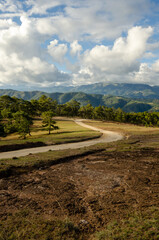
[0,88,158,113]
[1,83,159,99]
[34,83,159,99]
[71,83,159,99]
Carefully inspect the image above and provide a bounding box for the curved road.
[0,119,123,159]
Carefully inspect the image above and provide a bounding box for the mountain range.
[1,83,159,113]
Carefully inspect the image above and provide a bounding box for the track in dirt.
[0,119,123,159]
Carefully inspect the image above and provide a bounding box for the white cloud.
[0,15,70,88]
[0,53,70,88]
[47,39,68,63]
[70,40,82,56]
[0,19,16,29]
[81,26,153,74]
[132,63,159,85]
[152,60,159,72]
[26,0,66,15]
[0,0,21,13]
[0,0,159,89]
[34,0,151,42]
[72,26,154,85]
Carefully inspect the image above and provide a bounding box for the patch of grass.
[0,119,101,148]
[94,207,159,240]
[84,120,159,136]
[0,210,84,240]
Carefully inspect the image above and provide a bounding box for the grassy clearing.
[94,207,159,240]
[0,119,101,147]
[0,207,159,240]
[84,120,159,136]
[0,210,84,240]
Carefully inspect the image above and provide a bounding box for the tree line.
[0,95,159,138]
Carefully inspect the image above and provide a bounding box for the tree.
[65,100,80,117]
[42,111,59,134]
[0,112,5,137]
[13,111,33,139]
[38,95,57,113]
[79,104,94,119]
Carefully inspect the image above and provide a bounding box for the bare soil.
[0,142,159,234]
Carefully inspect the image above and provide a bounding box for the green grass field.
[94,207,159,240]
[0,119,101,147]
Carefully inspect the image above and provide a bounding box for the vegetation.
[1,83,159,99]
[2,207,158,240]
[0,94,159,141]
[42,111,58,134]
[0,210,83,240]
[1,87,159,112]
[94,208,159,240]
[0,119,101,153]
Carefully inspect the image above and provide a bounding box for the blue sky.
[0,0,159,90]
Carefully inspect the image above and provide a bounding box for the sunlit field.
[0,118,101,147]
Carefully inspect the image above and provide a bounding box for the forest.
[0,94,159,139]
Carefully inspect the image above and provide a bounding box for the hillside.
[72,83,159,99]
[0,89,158,112]
[2,83,159,99]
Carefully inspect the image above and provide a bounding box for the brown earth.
[0,141,47,152]
[0,143,159,234]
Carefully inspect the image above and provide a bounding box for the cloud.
[82,26,153,74]
[0,53,70,87]
[0,15,70,88]
[0,0,22,13]
[152,60,159,72]
[47,39,68,64]
[26,0,66,15]
[72,26,154,85]
[34,0,152,42]
[70,40,82,56]
[132,63,159,85]
[0,0,159,89]
[0,19,16,29]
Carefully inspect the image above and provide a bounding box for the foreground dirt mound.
[0,148,159,233]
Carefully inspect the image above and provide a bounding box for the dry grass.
[83,120,159,136]
[0,119,101,146]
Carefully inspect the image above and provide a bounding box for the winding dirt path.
[0,119,123,159]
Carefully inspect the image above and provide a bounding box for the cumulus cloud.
[47,39,68,63]
[0,15,70,88]
[131,63,159,85]
[72,26,154,85]
[0,0,159,89]
[82,26,153,74]
[152,60,159,72]
[70,40,82,56]
[0,52,70,87]
[0,19,16,29]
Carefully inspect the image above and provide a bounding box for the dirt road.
[0,119,123,159]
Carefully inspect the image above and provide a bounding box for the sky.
[0,0,159,90]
